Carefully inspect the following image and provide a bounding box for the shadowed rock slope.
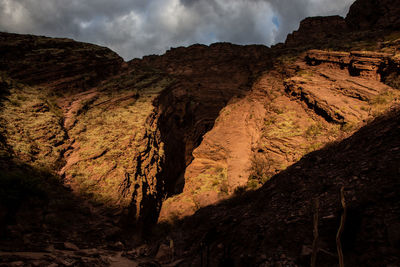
[0,0,399,265]
[0,32,123,91]
[161,106,400,267]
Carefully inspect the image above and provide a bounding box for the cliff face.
[346,0,400,30]
[0,37,273,230]
[130,43,273,222]
[158,46,400,220]
[284,0,400,49]
[1,0,400,265]
[0,34,171,236]
[166,107,400,267]
[285,16,348,47]
[0,33,123,91]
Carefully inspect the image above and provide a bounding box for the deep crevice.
[127,80,254,231]
[122,43,274,230]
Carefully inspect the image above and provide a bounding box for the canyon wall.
[1,0,399,236]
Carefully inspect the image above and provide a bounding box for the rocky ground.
[0,0,400,266]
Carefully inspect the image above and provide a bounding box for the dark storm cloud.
[0,0,355,60]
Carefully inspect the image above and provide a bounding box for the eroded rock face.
[0,32,123,92]
[0,35,274,229]
[1,0,400,263]
[286,50,397,124]
[49,63,186,230]
[346,0,400,30]
[285,16,348,47]
[284,0,400,49]
[159,46,400,220]
[306,49,393,80]
[131,43,273,217]
[1,19,400,232]
[3,34,394,227]
[159,75,270,220]
[167,108,400,267]
[0,33,170,231]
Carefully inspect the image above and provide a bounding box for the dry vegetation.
[63,70,173,205]
[0,73,66,170]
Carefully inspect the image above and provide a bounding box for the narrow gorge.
[1,0,400,265]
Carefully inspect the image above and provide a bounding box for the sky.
[0,0,355,60]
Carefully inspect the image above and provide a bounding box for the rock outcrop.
[346,0,400,30]
[131,43,273,220]
[158,46,400,220]
[284,0,400,49]
[1,22,399,229]
[166,107,400,266]
[1,0,400,265]
[285,50,396,125]
[0,37,274,230]
[0,32,123,92]
[285,16,347,47]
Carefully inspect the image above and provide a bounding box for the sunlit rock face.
[1,0,400,265]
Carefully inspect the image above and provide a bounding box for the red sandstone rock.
[0,32,123,92]
[346,0,400,30]
[1,0,400,265]
[285,16,348,47]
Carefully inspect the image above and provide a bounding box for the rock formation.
[0,33,123,91]
[0,0,400,265]
[285,16,348,47]
[346,0,400,30]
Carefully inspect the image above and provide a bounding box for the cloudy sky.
[0,0,355,60]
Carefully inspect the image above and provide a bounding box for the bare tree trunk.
[336,186,346,267]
